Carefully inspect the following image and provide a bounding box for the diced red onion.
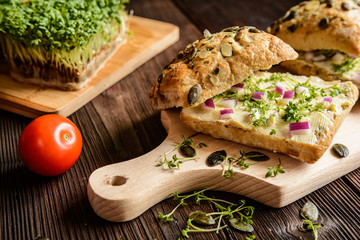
[349,55,357,59]
[312,54,326,62]
[351,73,360,84]
[202,98,215,110]
[253,71,257,75]
[289,122,310,135]
[231,83,244,91]
[283,91,294,99]
[275,83,285,95]
[296,86,309,96]
[221,98,237,108]
[251,91,265,101]
[323,96,333,104]
[220,109,234,119]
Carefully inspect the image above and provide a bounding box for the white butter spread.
[190,72,355,145]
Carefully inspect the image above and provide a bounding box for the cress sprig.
[156,135,207,170]
[302,219,321,240]
[265,158,285,178]
[222,150,263,178]
[158,189,255,238]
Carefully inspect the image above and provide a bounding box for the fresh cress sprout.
[155,135,207,170]
[265,158,285,178]
[158,189,255,238]
[0,0,129,72]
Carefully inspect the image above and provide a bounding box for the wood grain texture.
[1,0,360,239]
[0,16,179,118]
[88,105,360,222]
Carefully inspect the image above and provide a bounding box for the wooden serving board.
[87,104,360,222]
[0,16,179,118]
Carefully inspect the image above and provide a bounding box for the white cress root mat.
[87,104,360,222]
[0,16,179,118]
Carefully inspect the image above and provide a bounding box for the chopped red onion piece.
[221,98,237,108]
[283,91,294,99]
[202,98,215,110]
[275,83,285,95]
[220,109,234,119]
[251,91,265,101]
[349,55,356,59]
[289,122,310,135]
[351,73,360,84]
[323,96,333,104]
[231,83,244,91]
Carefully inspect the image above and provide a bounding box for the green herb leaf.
[245,235,256,240]
[159,189,255,238]
[333,57,358,76]
[265,158,285,178]
[156,135,207,170]
[303,219,321,240]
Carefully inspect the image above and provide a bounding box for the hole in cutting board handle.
[110,176,127,186]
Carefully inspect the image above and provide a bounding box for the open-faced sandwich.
[150,26,359,164]
[268,0,360,88]
[0,0,129,90]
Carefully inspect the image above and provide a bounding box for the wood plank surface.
[1,0,360,239]
[0,16,179,118]
[88,105,360,222]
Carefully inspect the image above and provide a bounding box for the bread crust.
[268,0,360,55]
[180,75,358,164]
[150,26,297,109]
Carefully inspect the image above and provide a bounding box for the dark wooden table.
[1,0,360,239]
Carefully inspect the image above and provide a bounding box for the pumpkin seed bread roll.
[268,0,360,88]
[149,26,298,109]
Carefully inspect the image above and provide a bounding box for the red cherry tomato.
[18,115,83,176]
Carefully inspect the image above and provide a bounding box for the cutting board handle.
[87,110,271,222]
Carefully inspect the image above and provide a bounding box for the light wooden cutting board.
[0,16,179,118]
[87,104,360,222]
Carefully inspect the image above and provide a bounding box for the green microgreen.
[245,235,257,240]
[158,189,255,238]
[333,57,359,76]
[213,90,238,100]
[221,150,257,178]
[281,101,307,122]
[328,84,349,97]
[156,135,207,170]
[270,129,276,135]
[302,219,321,240]
[0,0,129,72]
[0,0,128,51]
[265,158,285,178]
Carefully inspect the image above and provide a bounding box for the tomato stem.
[64,133,70,141]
